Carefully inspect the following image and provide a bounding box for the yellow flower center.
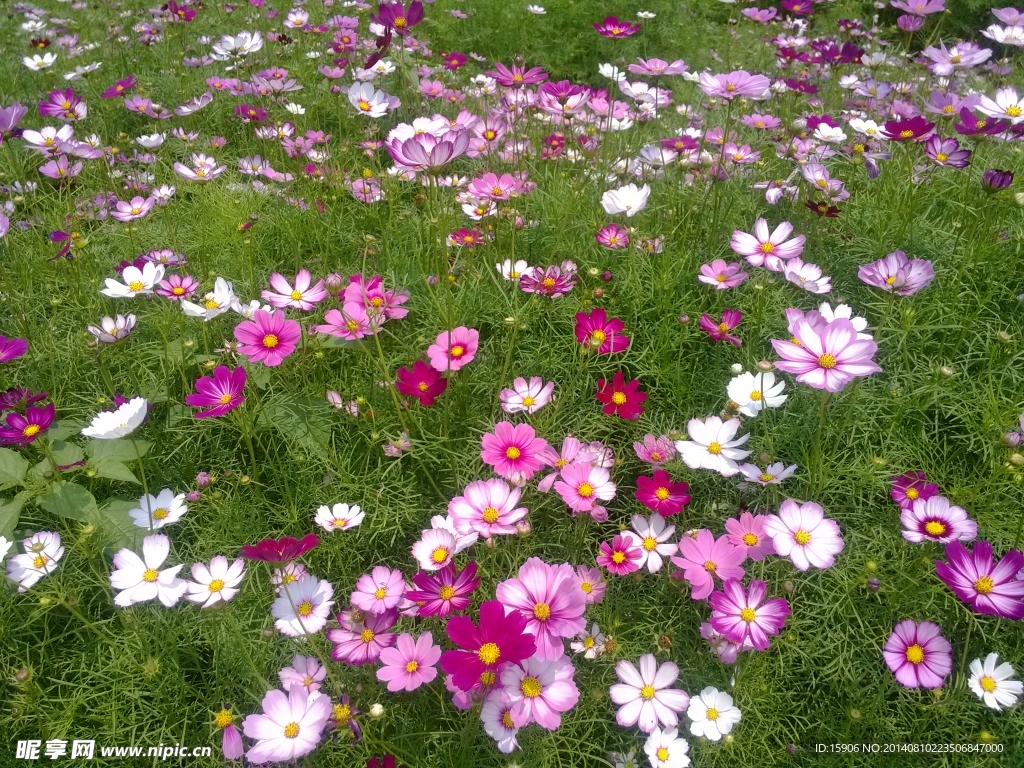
[332,704,351,722]
[205,299,220,309]
[478,642,500,665]
[219,393,233,404]
[750,390,762,401]
[152,507,169,520]
[143,568,159,582]
[980,675,997,692]
[936,152,948,162]
[480,670,496,686]
[172,286,185,295]
[577,482,594,498]
[405,660,419,673]
[655,487,670,500]
[580,581,593,593]
[924,521,946,536]
[431,547,449,563]
[533,602,551,621]
[657,747,669,761]
[358,99,370,111]
[707,441,722,455]
[612,391,627,405]
[520,676,542,698]
[439,585,455,600]
[643,536,657,551]
[706,706,719,720]
[583,636,595,648]
[640,684,656,700]
[32,555,48,568]
[297,600,313,616]
[905,644,925,664]
[906,488,919,500]
[1007,106,1022,117]
[505,446,521,460]
[591,330,607,344]
[262,334,279,349]
[522,396,535,406]
[612,551,626,564]
[23,424,41,438]
[703,560,717,573]
[974,576,994,594]
[760,473,774,483]
[480,505,501,523]
[290,290,303,300]
[208,579,225,593]
[373,587,388,600]
[361,628,375,643]
[794,529,812,545]
[283,722,300,738]
[129,281,145,292]
[214,709,233,728]
[743,533,758,546]
[899,129,914,138]
[740,607,757,622]
[718,322,730,333]
[450,344,465,358]
[818,353,837,369]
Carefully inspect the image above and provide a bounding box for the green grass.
[2,0,1024,766]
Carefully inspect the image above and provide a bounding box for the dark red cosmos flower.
[593,15,641,38]
[440,600,537,691]
[595,371,647,420]
[395,360,447,406]
[805,200,841,217]
[366,757,406,768]
[0,388,48,413]
[241,534,319,564]
[881,116,935,141]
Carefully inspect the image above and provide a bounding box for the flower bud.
[1010,453,1024,466]
[730,363,744,374]
[757,360,773,372]
[678,314,689,324]
[786,744,797,756]
[325,272,344,292]
[939,365,954,377]
[426,274,439,286]
[515,520,531,536]
[186,490,201,502]
[593,288,605,299]
[212,490,223,500]
[484,536,497,550]
[196,471,212,487]
[326,390,344,408]
[15,667,31,683]
[262,626,276,638]
[783,580,795,593]
[1003,432,1022,447]
[865,560,878,572]
[368,703,384,719]
[849,708,861,720]
[997,330,1012,343]
[867,577,881,592]
[601,270,613,282]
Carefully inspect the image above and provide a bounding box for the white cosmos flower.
[211,30,264,60]
[644,727,691,768]
[271,573,334,636]
[348,82,390,118]
[128,489,188,530]
[100,263,164,299]
[637,11,656,18]
[738,461,798,486]
[599,63,626,81]
[0,536,11,563]
[968,653,1022,710]
[182,277,236,320]
[24,53,58,70]
[783,258,832,294]
[527,4,546,13]
[977,86,1024,124]
[726,371,787,417]
[314,503,364,532]
[817,302,871,340]
[411,527,457,571]
[499,377,554,414]
[675,416,751,477]
[848,118,880,137]
[497,259,530,281]
[627,514,676,573]
[135,133,166,148]
[242,687,332,765]
[6,532,64,592]
[285,102,305,115]
[814,124,847,143]
[81,397,148,439]
[186,556,246,608]
[110,534,187,608]
[601,183,651,217]
[570,622,607,659]
[686,687,741,742]
[981,24,1024,47]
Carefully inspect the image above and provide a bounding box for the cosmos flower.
[610,655,690,734]
[709,579,790,651]
[496,558,586,660]
[671,529,747,600]
[449,478,529,538]
[772,318,881,392]
[764,500,844,571]
[0,402,55,446]
[890,471,939,509]
[519,264,578,297]
[128,489,188,530]
[328,608,398,666]
[480,422,553,483]
[634,471,690,517]
[396,361,448,406]
[351,566,406,614]
[427,327,479,372]
[100,263,165,298]
[234,309,301,367]
[901,495,977,544]
[968,653,1022,711]
[597,534,643,576]
[0,336,28,363]
[575,308,630,354]
[440,600,537,692]
[261,270,329,311]
[156,274,200,301]
[500,654,580,729]
[110,534,188,608]
[730,219,805,270]
[675,416,751,477]
[241,534,319,565]
[405,561,480,618]
[698,259,748,289]
[314,503,364,532]
[857,250,935,295]
[595,222,630,249]
[81,397,148,439]
[6,532,64,592]
[935,540,1024,619]
[634,434,676,465]
[185,365,246,418]
[242,687,331,765]
[377,632,441,692]
[554,462,616,517]
[686,687,741,741]
[699,70,771,100]
[601,183,650,217]
[593,16,642,38]
[727,371,787,417]
[595,372,647,420]
[723,511,776,560]
[699,310,742,346]
[186,556,245,608]
[644,728,690,768]
[629,513,678,573]
[500,377,554,414]
[272,573,335,636]
[883,619,952,688]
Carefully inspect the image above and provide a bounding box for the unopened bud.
[593,288,604,299]
[186,490,201,502]
[1004,432,1022,447]
[196,471,212,487]
[678,314,689,324]
[757,360,773,372]
[730,363,744,375]
[939,365,954,377]
[368,703,384,719]
[997,330,1012,343]
[867,577,881,592]
[783,580,795,593]
[601,270,613,282]
[1010,453,1024,466]
[325,272,344,292]
[516,520,531,536]
[15,667,31,683]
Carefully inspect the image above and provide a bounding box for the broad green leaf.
[36,482,98,521]
[86,439,151,463]
[46,420,83,442]
[87,498,143,551]
[0,448,29,486]
[91,458,140,484]
[30,441,86,481]
[0,490,33,539]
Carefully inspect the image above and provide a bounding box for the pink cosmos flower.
[327,608,398,666]
[901,495,977,544]
[156,274,200,300]
[111,196,155,223]
[635,470,691,517]
[699,309,742,346]
[377,632,442,692]
[730,219,805,270]
[495,557,587,660]
[701,621,753,664]
[351,566,406,614]
[519,264,577,298]
[185,365,246,418]
[771,318,881,392]
[935,540,1024,619]
[500,377,554,414]
[406,561,480,617]
[595,222,630,249]
[883,620,952,688]
[234,309,301,367]
[575,308,630,354]
[633,434,676,465]
[242,687,331,765]
[411,527,457,571]
[709,579,790,651]
[858,250,935,295]
[671,530,747,600]
[593,16,641,38]
[890,471,939,509]
[698,259,748,289]
[892,0,945,16]
[449,478,529,539]
[628,57,688,76]
[610,655,690,733]
[279,654,326,694]
[536,436,593,493]
[0,336,29,363]
[427,326,479,372]
[500,655,580,730]
[344,275,410,321]
[480,422,554,483]
[315,304,382,341]
[699,70,771,100]
[261,270,329,310]
[764,500,844,571]
[554,462,616,517]
[574,565,606,604]
[598,534,643,575]
[723,511,776,560]
[387,130,469,173]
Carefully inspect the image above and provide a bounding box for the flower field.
[2,0,1024,765]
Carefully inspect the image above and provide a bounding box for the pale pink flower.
[764,499,844,571]
[427,326,479,372]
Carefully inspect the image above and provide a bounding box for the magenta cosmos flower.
[609,655,690,734]
[241,534,319,565]
[881,116,935,141]
[440,600,538,691]
[730,219,805,270]
[396,360,447,406]
[699,310,743,346]
[427,326,479,372]
[772,318,881,392]
[699,70,771,100]
[935,540,1024,620]
[883,620,952,689]
[372,0,423,34]
[709,579,790,651]
[261,270,329,311]
[595,222,630,249]
[858,250,935,296]
[487,61,549,88]
[480,422,553,482]
[671,529,747,600]
[185,365,245,418]
[901,495,977,544]
[597,534,643,575]
[764,500,844,571]
[234,309,301,367]
[0,336,28,363]
[376,632,441,692]
[575,308,630,354]
[593,15,641,38]
[0,402,55,446]
[496,558,587,660]
[405,561,480,617]
[595,372,647,420]
[500,655,580,730]
[635,470,691,517]
[891,471,939,509]
[698,259,748,290]
[449,478,528,539]
[327,608,398,666]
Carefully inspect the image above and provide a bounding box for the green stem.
[131,437,152,529]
